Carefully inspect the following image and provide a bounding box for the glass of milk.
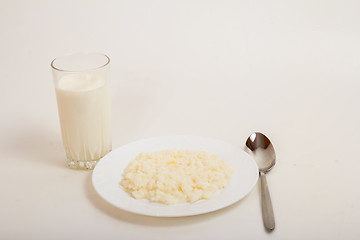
[51,53,112,170]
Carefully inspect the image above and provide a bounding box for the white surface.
[92,136,259,217]
[1,0,360,239]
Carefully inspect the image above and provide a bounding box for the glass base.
[66,159,99,170]
[65,148,111,170]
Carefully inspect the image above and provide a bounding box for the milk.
[55,73,111,165]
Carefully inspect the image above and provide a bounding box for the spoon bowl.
[246,132,276,173]
[246,132,276,231]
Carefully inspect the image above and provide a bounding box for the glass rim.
[51,52,110,72]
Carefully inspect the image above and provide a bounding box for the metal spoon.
[246,132,276,231]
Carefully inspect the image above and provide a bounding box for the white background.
[1,0,359,239]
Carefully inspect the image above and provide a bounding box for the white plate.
[92,136,259,217]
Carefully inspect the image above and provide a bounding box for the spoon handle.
[260,172,275,231]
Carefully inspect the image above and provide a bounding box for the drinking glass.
[51,53,112,169]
